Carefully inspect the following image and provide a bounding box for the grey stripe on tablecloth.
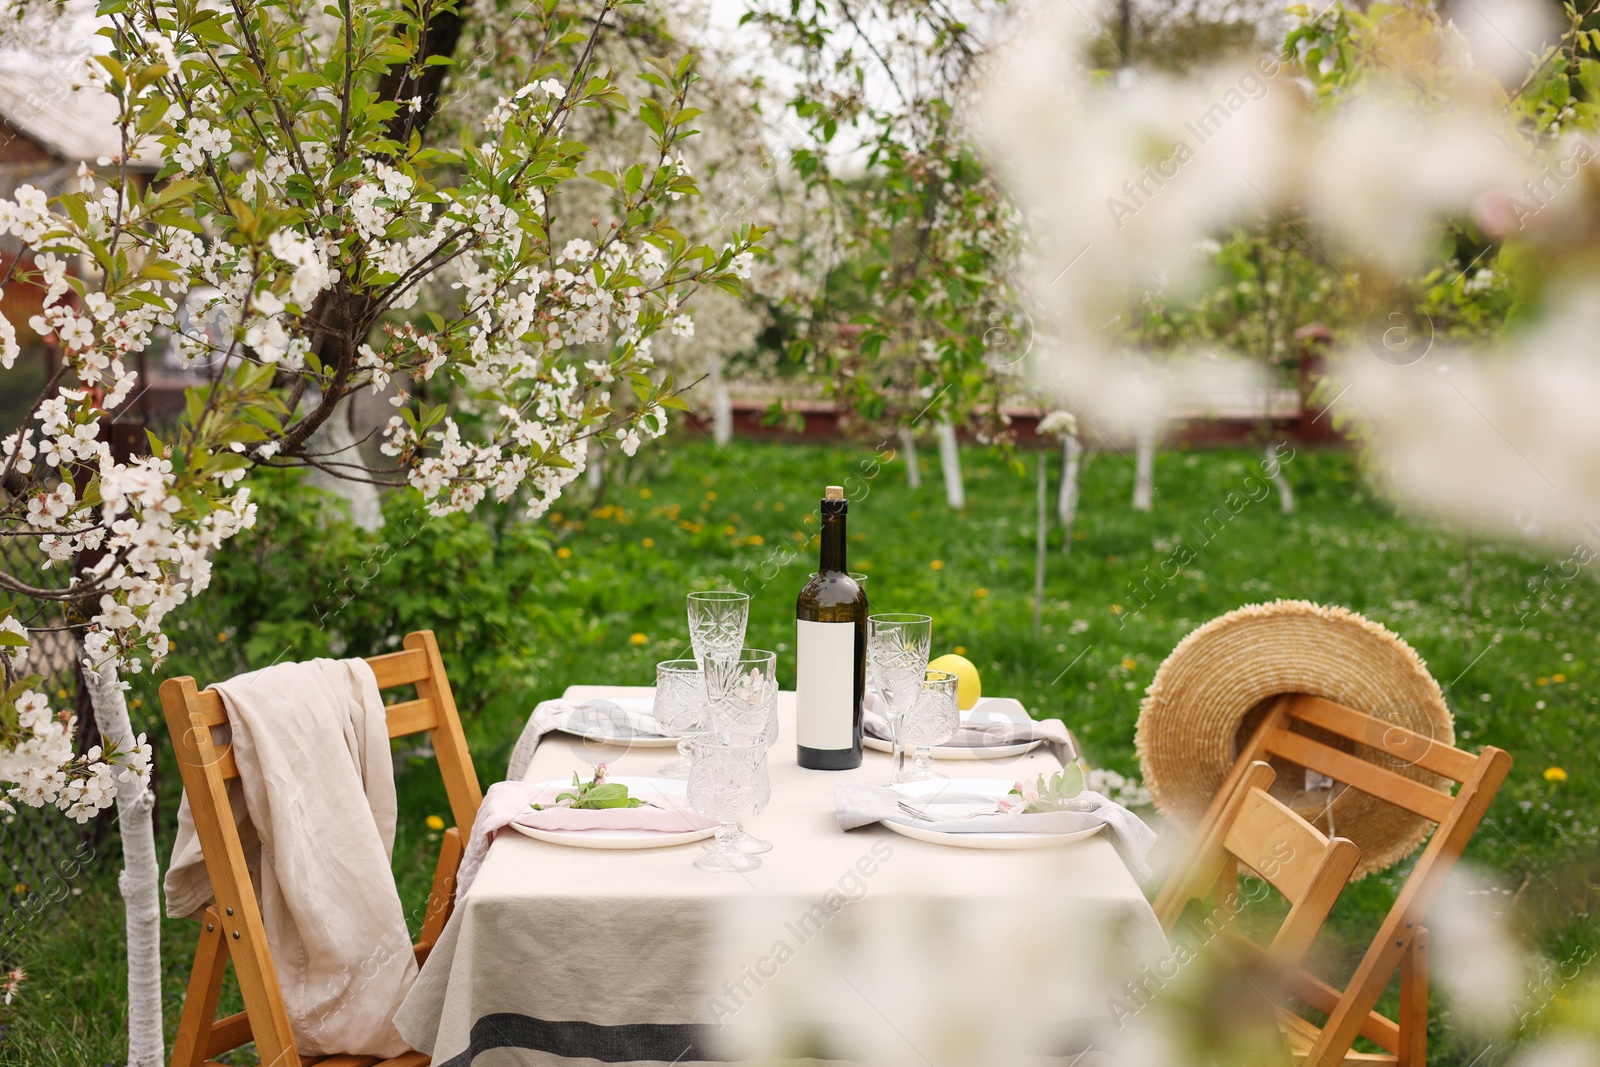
[432,1011,1118,1066]
[433,1012,723,1066]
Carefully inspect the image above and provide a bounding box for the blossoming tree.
[0,0,762,1060]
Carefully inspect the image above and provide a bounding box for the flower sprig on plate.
[532,765,650,810]
[998,764,1086,814]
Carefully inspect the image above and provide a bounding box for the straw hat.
[1136,600,1454,878]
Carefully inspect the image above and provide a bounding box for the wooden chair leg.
[1398,926,1429,1067]
[416,826,463,962]
[170,907,229,1067]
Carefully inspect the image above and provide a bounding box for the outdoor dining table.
[395,685,1169,1066]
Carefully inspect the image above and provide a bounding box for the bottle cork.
[824,486,844,500]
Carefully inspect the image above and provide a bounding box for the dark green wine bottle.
[796,485,866,770]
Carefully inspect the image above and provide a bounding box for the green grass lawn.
[2,435,1594,1065]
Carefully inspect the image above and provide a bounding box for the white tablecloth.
[396,687,1167,1066]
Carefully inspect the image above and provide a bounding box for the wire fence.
[0,352,109,954]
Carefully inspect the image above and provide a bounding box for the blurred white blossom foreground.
[982,0,1600,543]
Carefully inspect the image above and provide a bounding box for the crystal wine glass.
[652,658,706,779]
[705,649,778,854]
[867,613,933,784]
[688,736,766,873]
[687,591,750,703]
[901,669,960,782]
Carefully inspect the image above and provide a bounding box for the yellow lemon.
[929,653,981,710]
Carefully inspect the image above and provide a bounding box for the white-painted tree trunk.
[709,356,734,446]
[898,426,921,489]
[304,396,383,530]
[1058,435,1081,554]
[1265,441,1294,513]
[586,438,605,490]
[1033,450,1048,639]
[937,417,965,509]
[83,661,163,1067]
[1132,425,1157,511]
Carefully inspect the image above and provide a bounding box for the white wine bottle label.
[796,618,855,750]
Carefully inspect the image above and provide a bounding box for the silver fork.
[896,800,997,822]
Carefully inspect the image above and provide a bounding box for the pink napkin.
[518,785,716,832]
[455,780,716,900]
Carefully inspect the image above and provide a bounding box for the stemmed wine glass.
[901,669,960,782]
[652,658,706,779]
[705,649,778,854]
[688,736,766,873]
[867,613,933,784]
[687,591,750,703]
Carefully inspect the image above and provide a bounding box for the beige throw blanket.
[165,658,418,1058]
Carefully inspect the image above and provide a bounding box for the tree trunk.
[937,417,964,509]
[83,661,163,1067]
[709,356,733,446]
[1264,441,1294,513]
[1058,435,1081,554]
[1033,450,1047,640]
[304,396,383,531]
[898,426,921,489]
[1132,425,1156,511]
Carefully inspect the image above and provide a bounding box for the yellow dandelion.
[217,632,229,643]
[792,530,807,542]
[773,501,786,512]
[954,645,967,655]
[744,534,765,546]
[425,815,445,832]
[639,487,653,499]
[705,490,718,501]
[1544,766,1568,782]
[724,525,738,536]
[1121,658,1137,671]
[630,633,648,646]
[641,537,655,548]
[974,588,989,599]
[556,547,572,559]
[930,560,945,571]
[1110,604,1124,615]
[1537,677,1549,686]
[1552,673,1567,683]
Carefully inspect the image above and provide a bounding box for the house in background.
[0,63,196,432]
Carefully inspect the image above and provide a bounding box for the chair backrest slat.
[1156,760,1360,974]
[1222,787,1335,902]
[385,697,440,736]
[1264,727,1456,823]
[368,647,434,688]
[1286,694,1478,781]
[161,630,483,1065]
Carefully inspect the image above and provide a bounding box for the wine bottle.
[796,485,867,770]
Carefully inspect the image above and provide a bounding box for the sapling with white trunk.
[937,417,966,509]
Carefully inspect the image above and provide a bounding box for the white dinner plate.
[864,698,1046,760]
[509,776,716,850]
[881,778,1105,851]
[551,698,683,749]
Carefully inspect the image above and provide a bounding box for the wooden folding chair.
[1156,760,1361,974]
[1192,693,1512,1067]
[162,629,484,1067]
